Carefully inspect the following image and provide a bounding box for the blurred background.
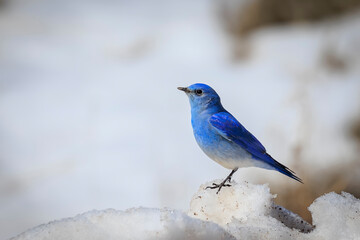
[1,0,360,238]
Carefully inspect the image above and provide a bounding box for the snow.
[12,208,235,240]
[11,180,360,240]
[309,192,360,239]
[189,180,313,233]
[1,0,360,238]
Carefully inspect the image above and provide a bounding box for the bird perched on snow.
[178,83,302,194]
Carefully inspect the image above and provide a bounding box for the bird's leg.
[206,168,238,194]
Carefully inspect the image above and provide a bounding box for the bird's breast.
[191,115,253,169]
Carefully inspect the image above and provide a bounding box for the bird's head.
[178,83,223,113]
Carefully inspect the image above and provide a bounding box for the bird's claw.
[205,182,232,194]
[205,182,232,188]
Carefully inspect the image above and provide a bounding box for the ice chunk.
[271,205,313,233]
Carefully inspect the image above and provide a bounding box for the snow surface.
[11,208,235,240]
[11,180,360,240]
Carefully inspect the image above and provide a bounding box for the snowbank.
[11,208,234,240]
[11,180,360,240]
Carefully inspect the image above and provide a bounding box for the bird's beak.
[177,87,190,93]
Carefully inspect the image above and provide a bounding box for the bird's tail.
[265,153,303,183]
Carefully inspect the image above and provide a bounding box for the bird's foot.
[205,168,238,194]
[205,181,231,194]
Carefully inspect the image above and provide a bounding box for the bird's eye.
[195,89,203,96]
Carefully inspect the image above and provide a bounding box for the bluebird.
[178,83,302,194]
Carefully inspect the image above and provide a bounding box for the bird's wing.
[209,111,266,155]
[209,112,302,183]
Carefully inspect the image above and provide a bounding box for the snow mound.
[11,181,360,240]
[189,180,360,240]
[189,180,313,239]
[12,208,235,240]
[309,192,360,239]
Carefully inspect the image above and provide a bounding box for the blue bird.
[178,83,302,194]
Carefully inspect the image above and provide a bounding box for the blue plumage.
[178,83,302,193]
